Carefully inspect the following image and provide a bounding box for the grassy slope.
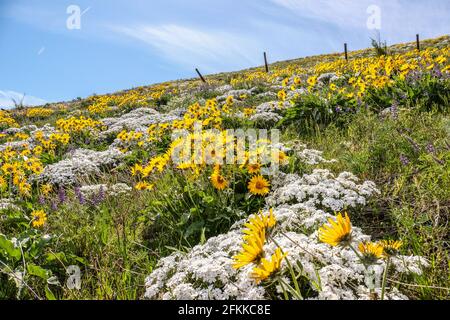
[1,36,449,300]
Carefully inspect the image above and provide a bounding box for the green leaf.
[202,195,215,204]
[177,211,191,226]
[189,207,199,216]
[0,234,21,261]
[45,286,57,300]
[27,263,49,280]
[184,220,204,239]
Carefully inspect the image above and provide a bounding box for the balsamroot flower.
[31,210,47,228]
[243,209,276,240]
[248,175,270,196]
[251,248,286,284]
[135,181,154,191]
[318,212,352,247]
[232,228,266,269]
[211,172,228,190]
[358,242,384,264]
[379,240,403,257]
[233,209,277,270]
[247,163,261,175]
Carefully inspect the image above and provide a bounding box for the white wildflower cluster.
[100,108,181,137]
[215,85,233,94]
[4,124,39,135]
[0,199,21,212]
[286,141,337,165]
[256,91,277,99]
[287,88,307,100]
[297,149,337,165]
[144,148,427,301]
[216,88,257,102]
[247,101,289,127]
[269,170,379,213]
[249,112,282,127]
[255,101,289,114]
[79,183,132,198]
[317,73,340,84]
[0,140,30,152]
[38,147,125,185]
[0,124,57,152]
[161,95,192,114]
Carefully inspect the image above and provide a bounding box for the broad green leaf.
[27,263,49,280]
[0,234,21,261]
[45,286,57,300]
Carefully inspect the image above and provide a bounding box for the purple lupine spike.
[51,201,58,211]
[97,186,105,202]
[357,98,362,107]
[92,186,106,206]
[400,154,410,166]
[38,195,46,205]
[58,186,66,204]
[74,186,86,205]
[426,143,436,154]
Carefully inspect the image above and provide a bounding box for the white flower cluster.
[247,101,290,127]
[317,73,340,84]
[144,150,427,301]
[215,85,233,94]
[0,199,21,212]
[255,101,289,114]
[256,91,277,99]
[161,95,192,114]
[38,147,125,185]
[79,183,132,198]
[286,141,337,165]
[216,88,257,102]
[249,112,282,127]
[100,108,181,137]
[0,124,57,152]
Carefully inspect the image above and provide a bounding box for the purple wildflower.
[38,195,46,205]
[426,143,436,154]
[51,201,58,211]
[97,186,105,202]
[74,186,86,205]
[89,186,105,206]
[432,66,442,78]
[58,186,66,204]
[400,154,410,166]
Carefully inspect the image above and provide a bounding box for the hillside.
[0,35,449,300]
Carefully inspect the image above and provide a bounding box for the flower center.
[255,181,265,189]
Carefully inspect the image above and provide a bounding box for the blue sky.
[1,0,449,107]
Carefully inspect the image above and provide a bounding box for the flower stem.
[381,257,390,300]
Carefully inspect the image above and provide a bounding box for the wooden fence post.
[195,68,206,83]
[416,34,420,51]
[264,52,269,73]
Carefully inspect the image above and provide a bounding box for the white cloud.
[270,0,450,39]
[110,24,262,72]
[271,0,369,28]
[0,90,47,108]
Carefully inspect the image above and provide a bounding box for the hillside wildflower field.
[1,35,449,301]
